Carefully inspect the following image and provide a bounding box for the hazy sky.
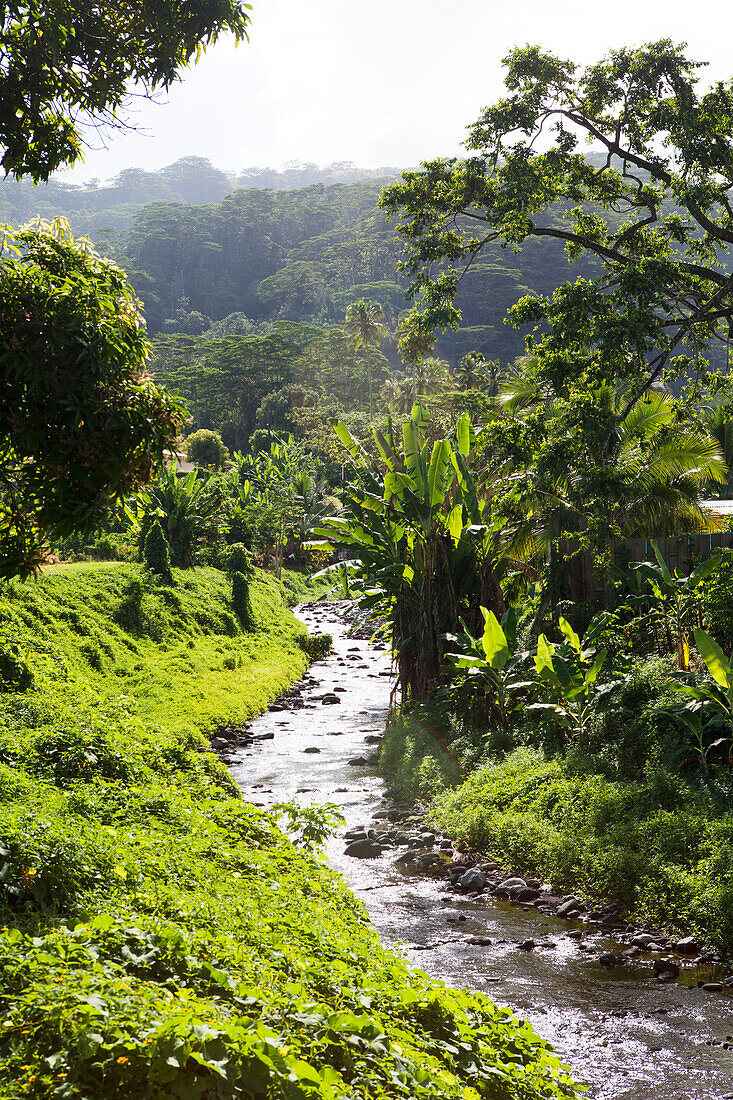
[65,0,733,183]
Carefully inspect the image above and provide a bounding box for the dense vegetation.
[0,564,576,1100]
[1,155,601,366]
[307,40,733,955]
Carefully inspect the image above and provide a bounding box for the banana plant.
[445,607,533,733]
[528,617,608,738]
[632,544,723,669]
[125,461,226,568]
[668,627,733,772]
[312,405,519,700]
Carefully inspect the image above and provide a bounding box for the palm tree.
[499,376,727,543]
[455,352,503,396]
[701,398,733,499]
[409,356,451,403]
[344,299,387,418]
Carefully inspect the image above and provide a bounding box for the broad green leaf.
[427,439,452,507]
[651,542,673,584]
[558,617,581,654]
[331,420,361,459]
[447,504,463,545]
[481,610,510,670]
[688,553,724,586]
[694,627,732,689]
[456,413,471,457]
[535,634,554,675]
[584,649,607,687]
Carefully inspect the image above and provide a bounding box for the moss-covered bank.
[0,566,575,1100]
[380,711,733,954]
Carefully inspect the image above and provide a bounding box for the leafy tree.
[0,0,251,181]
[382,40,733,446]
[0,220,184,578]
[184,429,229,470]
[151,332,305,449]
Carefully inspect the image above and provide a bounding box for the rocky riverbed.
[222,602,733,1100]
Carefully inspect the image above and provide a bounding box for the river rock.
[459,868,486,893]
[344,839,383,859]
[347,756,370,766]
[415,852,441,870]
[653,959,680,978]
[303,747,321,754]
[467,936,493,946]
[321,693,342,705]
[701,982,723,992]
[514,887,541,904]
[674,936,701,954]
[557,898,582,918]
[599,952,622,968]
[632,933,659,949]
[517,940,537,951]
[498,877,526,891]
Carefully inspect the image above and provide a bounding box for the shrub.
[184,428,229,470]
[143,519,173,584]
[113,580,165,641]
[26,728,133,786]
[296,632,332,660]
[223,542,254,576]
[231,571,254,629]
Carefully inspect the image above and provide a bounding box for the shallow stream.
[227,605,733,1100]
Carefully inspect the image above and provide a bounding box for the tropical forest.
[1,5,733,1099]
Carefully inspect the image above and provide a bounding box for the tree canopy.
[0,0,252,181]
[0,221,184,577]
[382,40,733,414]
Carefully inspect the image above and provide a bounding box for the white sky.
[63,0,733,184]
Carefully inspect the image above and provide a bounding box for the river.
[226,604,733,1100]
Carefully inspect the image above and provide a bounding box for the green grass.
[0,565,576,1100]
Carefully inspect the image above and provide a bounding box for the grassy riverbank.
[0,566,576,1100]
[381,707,733,954]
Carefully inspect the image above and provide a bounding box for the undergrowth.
[381,701,733,952]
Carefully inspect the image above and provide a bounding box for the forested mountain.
[119,178,600,363]
[0,157,398,236]
[0,154,601,365]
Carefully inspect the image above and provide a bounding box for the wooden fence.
[559,533,733,610]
